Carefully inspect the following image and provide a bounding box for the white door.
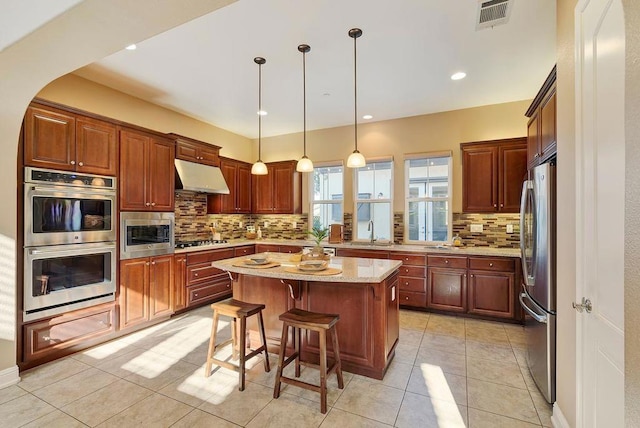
[575,0,625,426]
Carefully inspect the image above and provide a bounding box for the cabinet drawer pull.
[405,296,409,300]
[194,273,199,277]
[405,282,409,286]
[489,263,493,267]
[42,335,51,341]
[445,260,449,264]
[194,293,198,297]
[405,257,409,261]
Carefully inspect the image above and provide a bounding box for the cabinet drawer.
[336,248,389,259]
[390,253,426,266]
[187,281,231,307]
[186,263,227,285]
[187,248,235,265]
[279,245,303,254]
[399,291,427,308]
[234,245,255,257]
[398,265,426,278]
[427,255,467,269]
[23,303,115,362]
[255,244,281,253]
[399,276,426,293]
[468,257,515,272]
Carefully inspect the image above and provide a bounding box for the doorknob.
[572,297,593,313]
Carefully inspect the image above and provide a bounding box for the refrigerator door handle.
[519,292,548,323]
[520,180,534,286]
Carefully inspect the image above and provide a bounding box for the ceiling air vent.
[476,0,512,30]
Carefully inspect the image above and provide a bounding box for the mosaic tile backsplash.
[175,191,519,248]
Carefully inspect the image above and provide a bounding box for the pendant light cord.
[303,49,307,156]
[258,61,262,161]
[353,32,358,152]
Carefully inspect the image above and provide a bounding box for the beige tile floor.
[0,307,553,427]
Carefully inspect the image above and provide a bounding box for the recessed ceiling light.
[257,110,268,116]
[362,115,373,120]
[451,72,466,80]
[125,44,137,51]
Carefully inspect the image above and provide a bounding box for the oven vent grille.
[476,0,512,30]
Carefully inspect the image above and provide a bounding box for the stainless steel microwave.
[120,212,174,259]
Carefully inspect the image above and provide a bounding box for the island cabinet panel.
[255,243,303,254]
[120,129,174,212]
[234,276,296,349]
[336,248,390,259]
[24,104,118,176]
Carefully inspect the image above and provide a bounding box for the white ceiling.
[74,0,556,139]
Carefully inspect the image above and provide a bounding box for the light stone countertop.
[175,238,521,258]
[211,252,402,283]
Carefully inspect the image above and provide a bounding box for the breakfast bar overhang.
[212,253,402,380]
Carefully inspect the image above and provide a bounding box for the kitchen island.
[212,253,402,380]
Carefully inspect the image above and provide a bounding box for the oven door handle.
[29,242,116,255]
[28,185,116,196]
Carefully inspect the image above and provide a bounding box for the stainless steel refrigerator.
[519,162,556,404]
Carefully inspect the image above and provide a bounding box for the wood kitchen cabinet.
[119,255,174,331]
[173,254,187,313]
[336,248,390,259]
[171,133,220,167]
[24,103,117,176]
[120,128,175,212]
[526,66,557,169]
[468,257,516,319]
[207,157,252,214]
[427,255,468,313]
[390,252,427,308]
[252,160,302,214]
[461,138,527,213]
[185,248,235,308]
[255,243,303,254]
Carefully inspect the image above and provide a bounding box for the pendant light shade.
[296,44,314,173]
[347,28,366,169]
[252,56,268,175]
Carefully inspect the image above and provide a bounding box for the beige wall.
[256,100,532,214]
[555,0,578,426]
[37,74,253,162]
[625,1,640,425]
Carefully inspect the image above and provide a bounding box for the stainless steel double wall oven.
[23,167,117,321]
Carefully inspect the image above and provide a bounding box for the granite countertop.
[211,252,402,283]
[175,238,521,258]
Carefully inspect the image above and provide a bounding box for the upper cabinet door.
[499,143,528,213]
[252,169,274,213]
[175,140,199,162]
[148,138,175,211]
[174,135,220,167]
[539,90,557,160]
[76,117,117,176]
[462,146,497,212]
[218,159,237,213]
[24,106,76,171]
[527,114,540,169]
[273,163,295,213]
[119,130,149,211]
[236,162,252,213]
[198,144,219,167]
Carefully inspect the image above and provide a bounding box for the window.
[354,159,393,241]
[310,162,344,231]
[404,152,452,243]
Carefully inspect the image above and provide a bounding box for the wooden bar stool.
[273,308,344,414]
[204,298,270,391]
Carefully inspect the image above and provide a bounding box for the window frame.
[352,157,394,243]
[403,151,453,245]
[308,160,344,234]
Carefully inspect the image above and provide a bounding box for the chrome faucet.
[367,220,375,244]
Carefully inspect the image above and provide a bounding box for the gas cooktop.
[175,239,228,249]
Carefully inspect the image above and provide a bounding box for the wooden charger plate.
[283,267,342,276]
[232,261,281,269]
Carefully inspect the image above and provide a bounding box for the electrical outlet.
[239,221,243,228]
[506,224,514,234]
[264,221,269,228]
[470,224,484,233]
[292,221,297,229]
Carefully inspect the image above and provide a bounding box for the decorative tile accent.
[452,213,520,248]
[343,213,353,242]
[394,213,404,244]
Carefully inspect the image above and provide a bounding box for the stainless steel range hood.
[174,159,230,194]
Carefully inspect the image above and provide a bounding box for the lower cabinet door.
[467,270,515,319]
[119,258,149,330]
[149,255,174,320]
[427,268,467,312]
[173,255,187,312]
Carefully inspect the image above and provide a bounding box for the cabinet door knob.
[70,160,76,165]
[445,260,449,264]
[405,296,409,300]
[151,202,156,206]
[405,282,409,286]
[145,202,151,206]
[470,274,474,278]
[78,162,84,166]
[489,263,493,267]
[145,262,150,266]
[493,204,497,208]
[151,261,156,265]
[500,204,503,208]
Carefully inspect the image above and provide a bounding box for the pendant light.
[251,57,268,175]
[346,28,366,168]
[296,44,314,172]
